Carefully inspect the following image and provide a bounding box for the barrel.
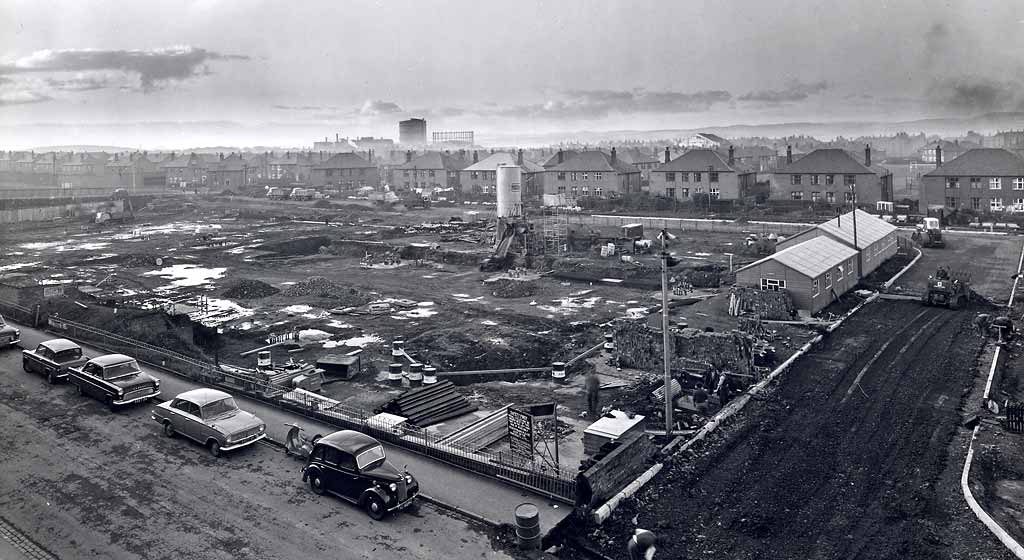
[422,366,437,385]
[387,363,404,387]
[602,333,615,352]
[408,363,424,387]
[551,362,566,384]
[514,503,541,550]
[391,340,405,360]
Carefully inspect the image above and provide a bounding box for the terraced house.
[649,147,756,201]
[393,151,469,193]
[543,149,641,200]
[920,148,1024,213]
[770,146,893,205]
[310,152,380,189]
[460,151,544,198]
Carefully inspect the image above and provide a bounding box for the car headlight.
[117,388,124,397]
[389,483,397,492]
[258,424,265,433]
[154,379,160,387]
[13,329,19,337]
[406,475,413,484]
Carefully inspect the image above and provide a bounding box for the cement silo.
[496,164,523,218]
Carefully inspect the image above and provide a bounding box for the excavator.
[479,218,527,272]
[912,217,945,248]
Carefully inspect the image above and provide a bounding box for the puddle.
[325,335,384,348]
[283,304,313,314]
[0,261,40,272]
[143,264,227,287]
[299,329,332,342]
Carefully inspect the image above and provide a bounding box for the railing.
[0,298,36,326]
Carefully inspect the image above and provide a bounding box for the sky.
[0,0,1023,149]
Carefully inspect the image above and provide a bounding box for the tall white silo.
[496,164,523,218]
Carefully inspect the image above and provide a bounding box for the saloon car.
[302,430,419,519]
[151,388,267,457]
[22,338,89,384]
[68,354,160,410]
[0,315,20,349]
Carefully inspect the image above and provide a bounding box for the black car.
[301,430,419,519]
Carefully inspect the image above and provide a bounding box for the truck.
[291,187,317,201]
[267,187,290,200]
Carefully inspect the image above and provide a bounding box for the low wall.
[576,433,658,507]
[0,200,107,224]
[568,214,813,235]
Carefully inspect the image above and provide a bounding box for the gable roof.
[774,148,881,175]
[739,235,858,279]
[654,149,743,173]
[817,209,898,249]
[542,150,579,168]
[924,148,1024,177]
[548,150,640,174]
[395,151,470,171]
[313,152,375,170]
[463,152,544,173]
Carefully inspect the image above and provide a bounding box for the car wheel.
[365,494,386,520]
[106,396,117,412]
[163,421,176,438]
[208,440,221,458]
[75,384,84,396]
[308,474,326,495]
[22,360,31,373]
[47,371,57,385]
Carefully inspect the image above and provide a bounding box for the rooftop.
[654,149,745,173]
[463,152,544,173]
[313,152,376,170]
[395,152,470,171]
[817,208,898,249]
[739,235,859,279]
[924,148,1024,177]
[548,150,640,174]
[775,148,886,175]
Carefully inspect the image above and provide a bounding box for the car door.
[32,345,49,374]
[83,362,105,398]
[331,449,363,501]
[171,399,204,442]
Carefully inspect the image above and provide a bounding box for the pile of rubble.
[221,278,279,299]
[682,264,726,288]
[283,276,370,305]
[484,275,539,298]
[727,286,796,320]
[612,320,756,375]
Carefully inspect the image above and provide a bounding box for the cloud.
[0,46,249,92]
[739,80,829,103]
[0,90,52,106]
[272,104,336,111]
[491,88,731,119]
[45,75,117,92]
[926,77,1024,114]
[357,99,403,116]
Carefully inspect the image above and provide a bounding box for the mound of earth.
[282,276,370,305]
[222,278,280,299]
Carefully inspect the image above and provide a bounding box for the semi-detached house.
[649,147,757,201]
[770,147,893,206]
[920,148,1024,213]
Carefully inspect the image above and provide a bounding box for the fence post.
[33,304,40,327]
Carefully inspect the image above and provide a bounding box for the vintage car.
[68,354,160,410]
[151,388,266,457]
[0,315,20,349]
[22,338,89,384]
[302,430,419,519]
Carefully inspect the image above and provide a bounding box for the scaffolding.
[540,209,569,255]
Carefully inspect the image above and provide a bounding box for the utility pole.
[660,229,673,434]
[850,185,861,276]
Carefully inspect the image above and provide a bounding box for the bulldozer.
[922,266,970,309]
[912,217,945,248]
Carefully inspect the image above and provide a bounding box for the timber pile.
[727,286,795,320]
[613,321,756,375]
[376,381,477,427]
[436,405,511,451]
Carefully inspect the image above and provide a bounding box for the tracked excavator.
[479,219,528,272]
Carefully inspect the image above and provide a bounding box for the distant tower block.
[496,164,523,219]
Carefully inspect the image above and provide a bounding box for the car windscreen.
[356,445,386,471]
[201,397,238,419]
[54,348,82,363]
[102,360,140,379]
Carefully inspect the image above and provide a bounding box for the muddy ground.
[569,300,1013,560]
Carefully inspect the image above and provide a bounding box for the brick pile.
[727,286,796,321]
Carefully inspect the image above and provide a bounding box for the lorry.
[267,187,290,200]
[290,187,317,201]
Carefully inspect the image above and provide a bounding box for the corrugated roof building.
[777,209,899,277]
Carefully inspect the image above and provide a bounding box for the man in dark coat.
[584,371,601,418]
[627,528,657,559]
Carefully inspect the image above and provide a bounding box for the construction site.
[4,179,1024,560]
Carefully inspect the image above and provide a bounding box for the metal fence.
[0,298,37,326]
[566,214,813,235]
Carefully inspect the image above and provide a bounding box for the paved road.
[0,344,519,560]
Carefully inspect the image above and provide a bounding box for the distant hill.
[29,144,134,153]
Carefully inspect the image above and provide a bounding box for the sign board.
[522,401,556,418]
[42,286,63,298]
[507,407,534,460]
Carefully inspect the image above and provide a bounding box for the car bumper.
[1,335,20,347]
[387,493,419,513]
[114,390,161,406]
[221,433,267,451]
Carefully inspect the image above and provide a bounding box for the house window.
[557,185,566,193]
[710,172,719,183]
[693,172,702,182]
[847,259,854,277]
[836,265,844,281]
[759,278,787,291]
[812,278,820,296]
[570,186,578,196]
[811,191,821,202]
[557,172,566,180]
[581,185,589,195]
[665,187,676,198]
[695,186,704,193]
[971,197,980,210]
[1016,178,1024,190]
[1015,198,1024,212]
[791,191,804,200]
[947,177,959,189]
[680,188,689,197]
[666,172,676,182]
[471,171,479,179]
[844,175,856,186]
[970,177,981,189]
[824,272,832,289]
[595,172,603,180]
[791,174,802,185]
[990,177,1002,190]
[594,187,603,196]
[680,172,689,183]
[945,197,958,208]
[825,191,835,203]
[825,175,835,185]
[710,187,720,199]
[846,191,857,203]
[582,172,589,180]
[991,198,1004,211]
[807,175,818,186]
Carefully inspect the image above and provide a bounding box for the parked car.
[302,430,419,519]
[68,354,160,411]
[151,388,266,457]
[0,315,20,349]
[22,338,89,384]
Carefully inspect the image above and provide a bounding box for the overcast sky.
[1,0,1023,148]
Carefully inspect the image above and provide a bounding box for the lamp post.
[850,184,861,275]
[658,229,679,434]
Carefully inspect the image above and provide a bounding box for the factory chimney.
[664,147,670,164]
[728,145,735,167]
[335,133,339,143]
[935,145,943,166]
[786,145,793,164]
[864,144,871,167]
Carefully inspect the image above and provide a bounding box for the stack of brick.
[727,286,795,321]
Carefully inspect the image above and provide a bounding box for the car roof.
[40,338,80,352]
[173,388,232,407]
[90,354,137,367]
[317,430,381,454]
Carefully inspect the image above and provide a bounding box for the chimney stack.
[368,149,373,163]
[935,144,943,166]
[335,133,339,143]
[517,149,524,166]
[664,147,670,164]
[611,147,617,164]
[728,145,735,167]
[459,149,466,159]
[558,149,564,164]
[786,145,793,164]
[473,150,478,163]
[219,153,224,161]
[864,144,871,167]
[406,150,412,163]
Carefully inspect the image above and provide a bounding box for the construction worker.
[693,387,709,416]
[627,528,657,560]
[993,316,1014,343]
[584,370,601,419]
[975,313,992,337]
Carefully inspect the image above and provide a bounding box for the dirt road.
[590,301,1013,560]
[894,233,1023,301]
[0,351,512,560]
